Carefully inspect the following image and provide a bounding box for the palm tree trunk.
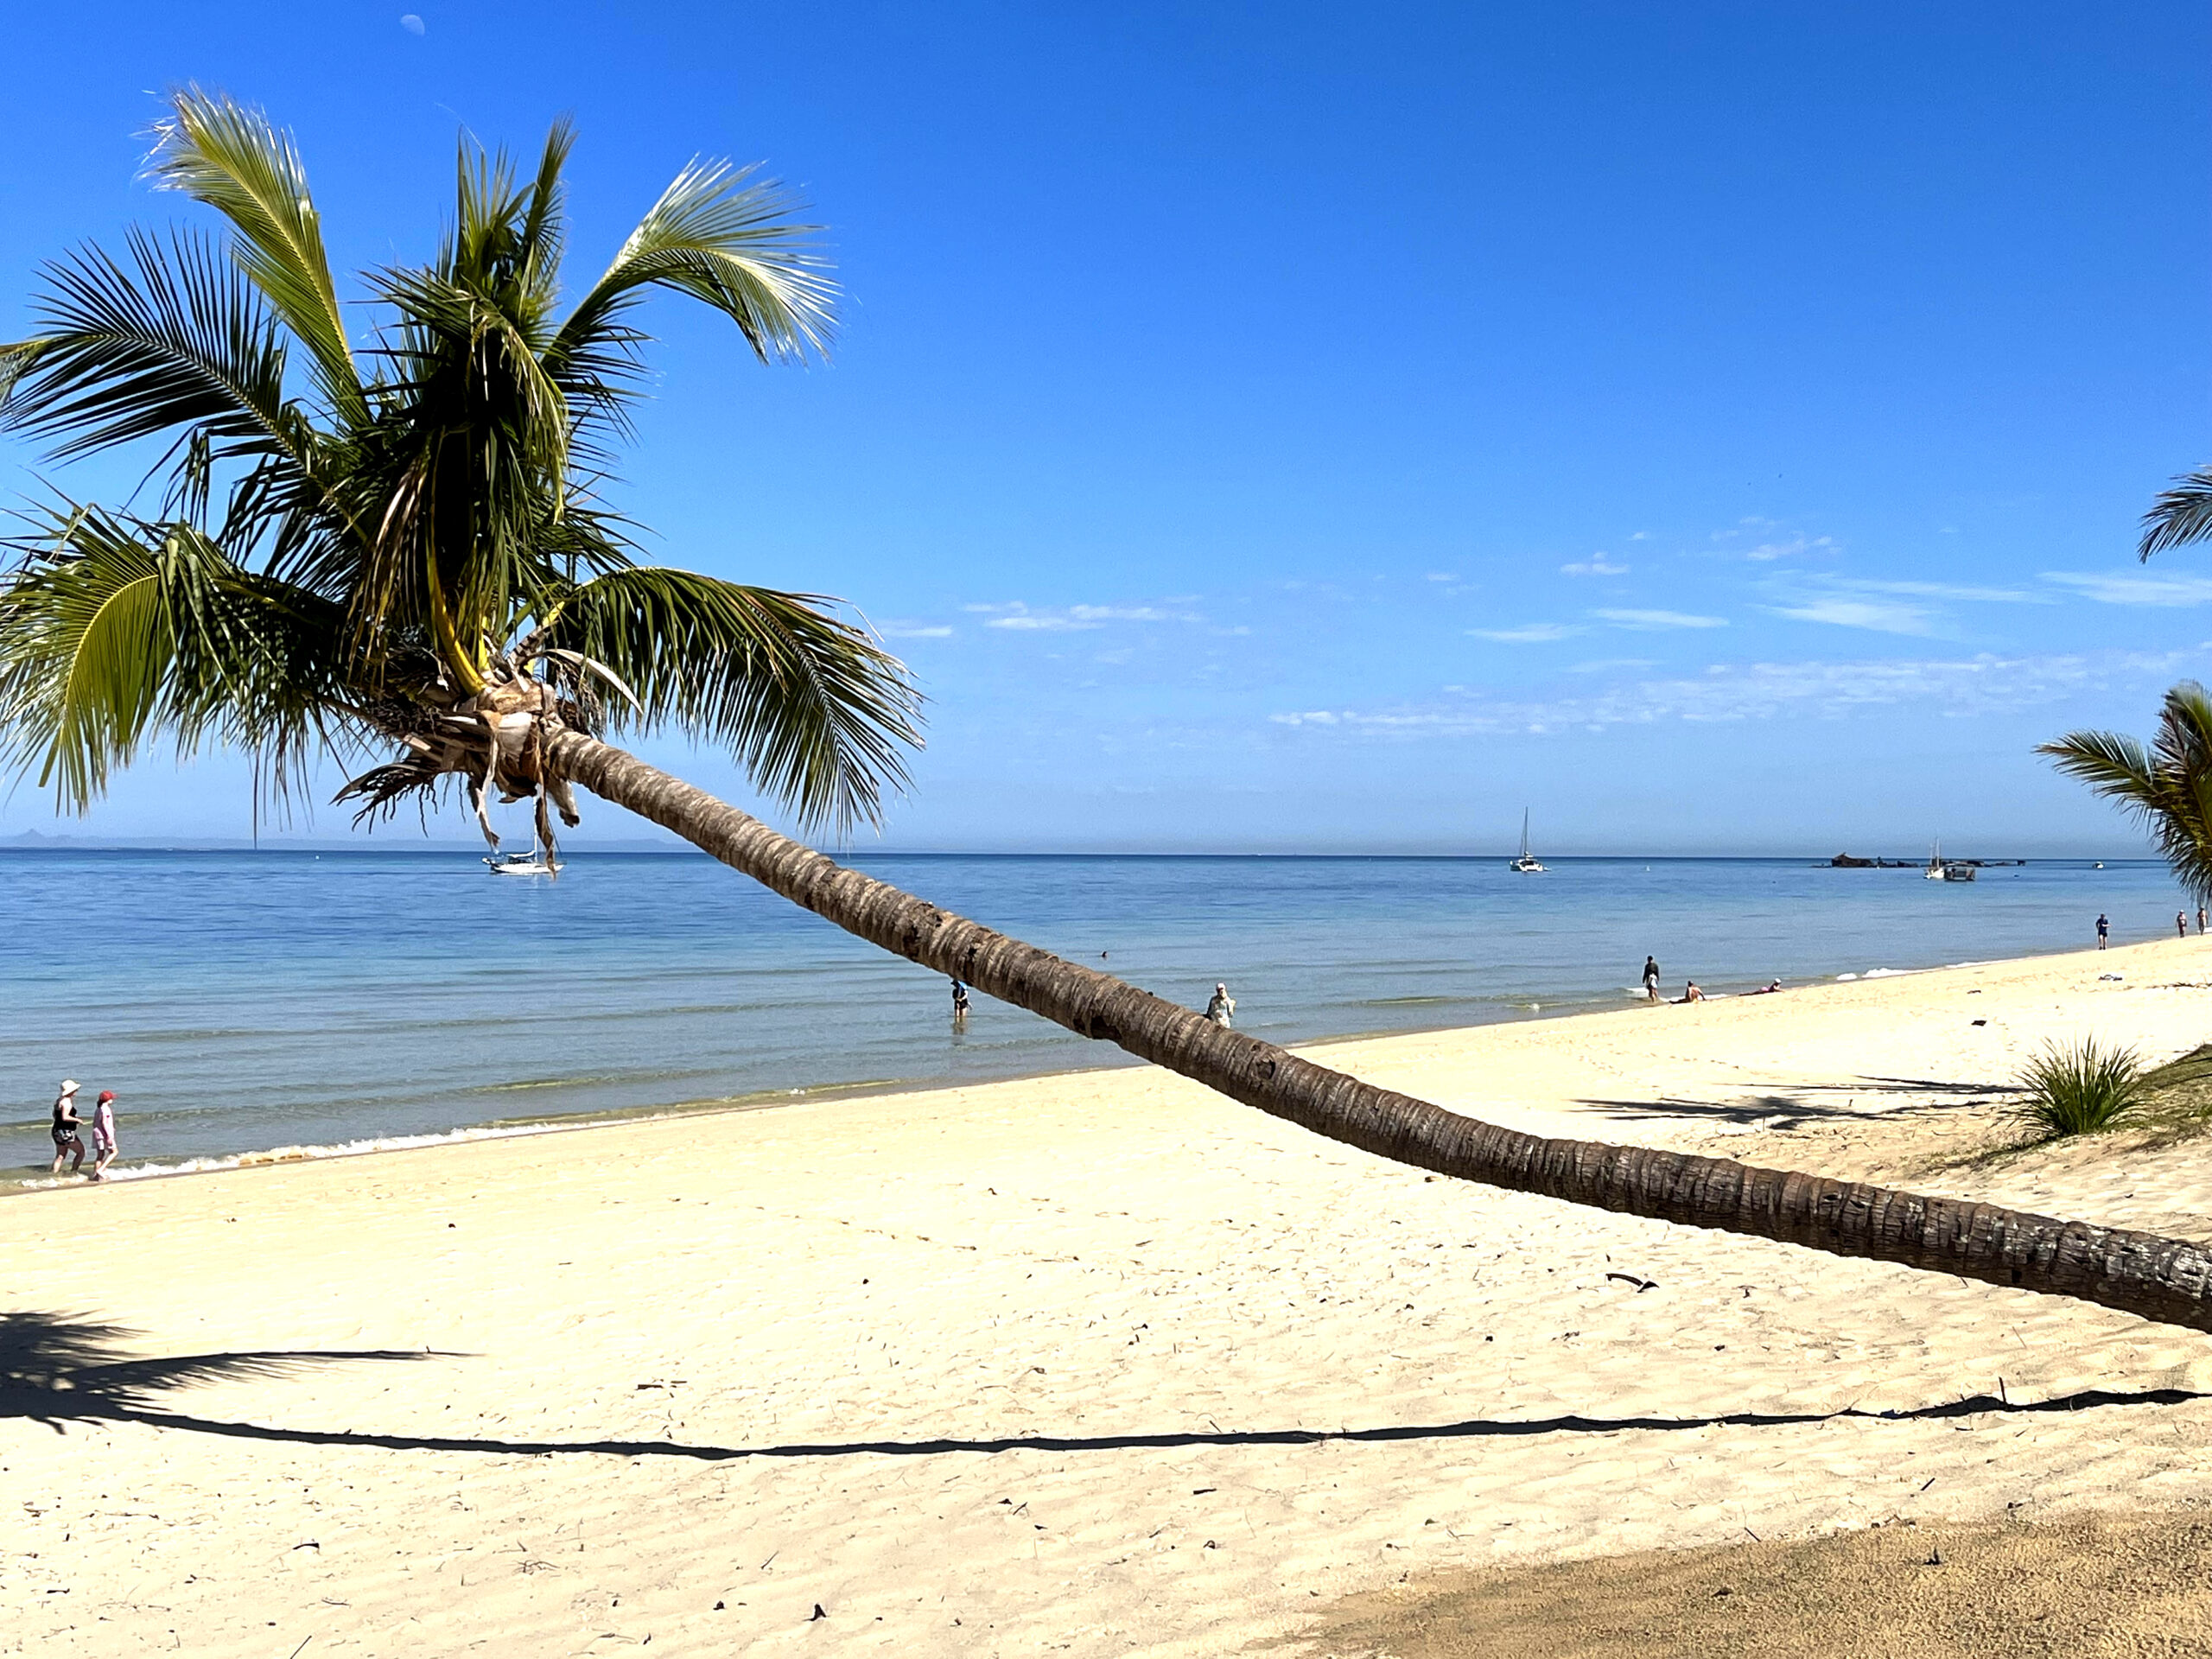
[550,729,2212,1332]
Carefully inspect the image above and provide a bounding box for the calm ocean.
[1,849,2183,1184]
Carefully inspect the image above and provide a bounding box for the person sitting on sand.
[1756,979,1782,994]
[1205,982,1236,1027]
[49,1079,85,1176]
[89,1090,118,1181]
[1679,982,1706,1003]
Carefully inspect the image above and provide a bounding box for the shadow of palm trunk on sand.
[6,1310,2204,1462]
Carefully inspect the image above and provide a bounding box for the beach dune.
[9,938,2212,1655]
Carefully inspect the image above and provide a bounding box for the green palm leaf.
[2042,683,2212,903]
[2142,467,2212,560]
[0,505,347,813]
[535,568,918,837]
[0,227,292,467]
[145,86,365,425]
[547,158,835,433]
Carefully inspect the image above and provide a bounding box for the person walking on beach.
[1642,957,1661,1003]
[2197,906,2206,936]
[2182,912,2192,941]
[950,977,970,1027]
[48,1080,85,1176]
[2097,912,2109,949]
[88,1090,118,1181]
[1205,982,1236,1028]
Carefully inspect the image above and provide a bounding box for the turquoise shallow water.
[0,849,2185,1181]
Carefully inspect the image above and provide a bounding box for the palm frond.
[0,227,292,467]
[2142,467,2212,560]
[2042,683,2212,903]
[2037,728,2157,801]
[533,568,918,836]
[546,160,835,428]
[144,86,364,424]
[0,505,349,813]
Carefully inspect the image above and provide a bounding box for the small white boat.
[1924,840,1975,882]
[1509,810,1546,874]
[486,850,559,877]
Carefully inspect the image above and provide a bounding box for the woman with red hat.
[89,1090,119,1181]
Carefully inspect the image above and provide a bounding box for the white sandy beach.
[10,937,2212,1656]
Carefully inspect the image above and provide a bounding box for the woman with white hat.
[49,1079,86,1176]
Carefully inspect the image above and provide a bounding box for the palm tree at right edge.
[7,93,2212,1335]
[2042,474,2212,914]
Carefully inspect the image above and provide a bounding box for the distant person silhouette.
[950,978,970,1027]
[1642,957,1661,1003]
[2096,913,2109,949]
[2182,912,2191,941]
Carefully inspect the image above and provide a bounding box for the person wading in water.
[49,1080,85,1177]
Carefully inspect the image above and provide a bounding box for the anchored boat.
[1509,810,1546,874]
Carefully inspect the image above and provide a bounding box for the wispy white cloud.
[1567,657,1658,674]
[1594,607,1727,630]
[1469,622,1583,643]
[1561,555,1629,576]
[879,622,954,639]
[970,600,1203,631]
[1268,649,2187,739]
[1744,534,1837,562]
[1770,595,1933,634]
[1424,572,1461,583]
[2044,570,2212,607]
[1848,578,2043,604]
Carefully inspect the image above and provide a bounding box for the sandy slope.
[7,937,2212,1656]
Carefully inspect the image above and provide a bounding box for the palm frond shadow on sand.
[5,1310,2206,1463]
[1,1310,430,1431]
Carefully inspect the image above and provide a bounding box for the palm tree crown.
[0,87,918,843]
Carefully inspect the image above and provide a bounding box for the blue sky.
[1,2,2208,853]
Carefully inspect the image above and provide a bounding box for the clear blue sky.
[2,2,2207,853]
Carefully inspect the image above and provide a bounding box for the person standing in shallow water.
[49,1080,85,1176]
[1642,957,1662,1003]
[950,978,970,1028]
[1205,982,1235,1027]
[89,1090,119,1180]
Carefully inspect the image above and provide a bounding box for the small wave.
[4,1077,922,1193]
[10,1119,607,1189]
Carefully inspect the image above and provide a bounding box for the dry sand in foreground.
[8,937,2212,1656]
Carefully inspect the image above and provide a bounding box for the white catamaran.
[1509,810,1546,874]
[485,848,561,877]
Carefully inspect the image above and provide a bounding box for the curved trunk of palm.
[550,728,2212,1333]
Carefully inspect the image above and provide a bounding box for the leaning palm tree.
[2042,683,2212,906]
[9,92,2212,1334]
